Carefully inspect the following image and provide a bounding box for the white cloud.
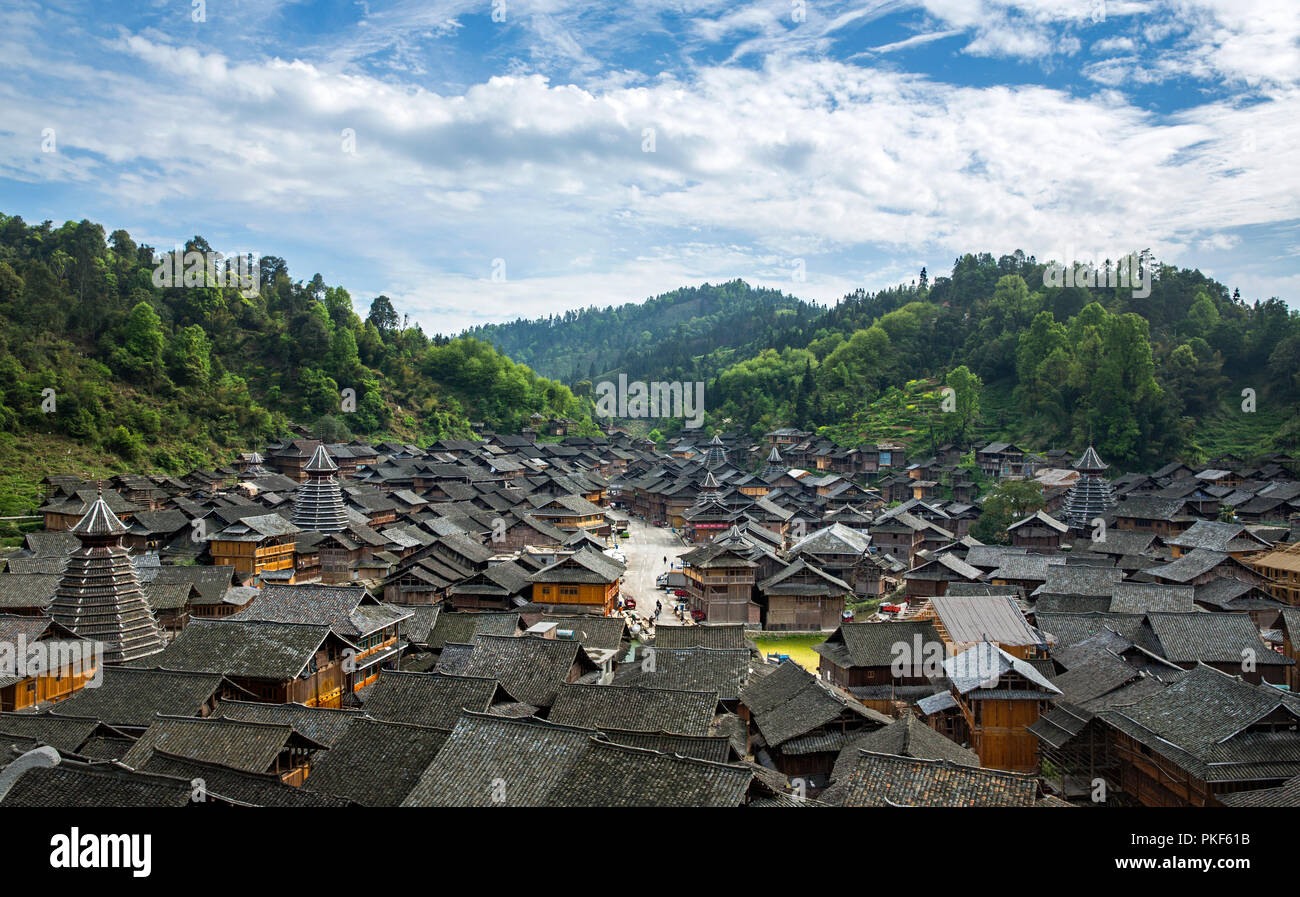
[1,1,1298,331]
[864,29,966,54]
[1091,36,1136,53]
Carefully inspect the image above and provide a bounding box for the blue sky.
[1,0,1297,332]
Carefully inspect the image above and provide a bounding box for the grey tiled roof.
[597,729,734,763]
[1146,612,1292,666]
[989,554,1065,581]
[1166,520,1265,552]
[358,671,508,729]
[828,714,978,787]
[652,623,751,650]
[1033,595,1110,614]
[401,715,599,806]
[1218,775,1300,807]
[0,762,196,808]
[0,574,60,609]
[427,612,520,651]
[75,735,136,761]
[548,683,719,736]
[739,661,889,748]
[50,667,229,729]
[542,738,752,807]
[612,646,752,701]
[1108,581,1196,614]
[1034,564,1124,597]
[302,718,450,806]
[229,584,410,640]
[459,635,596,708]
[830,750,1039,807]
[532,615,626,652]
[121,715,326,773]
[141,751,352,807]
[527,548,624,584]
[813,620,941,670]
[1047,651,1142,705]
[0,713,123,753]
[213,700,364,747]
[138,619,333,680]
[1142,548,1234,583]
[1098,664,1300,783]
[401,714,753,807]
[1034,612,1161,654]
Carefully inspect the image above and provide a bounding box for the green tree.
[941,365,982,446]
[1185,291,1220,339]
[116,301,166,387]
[971,480,1045,544]
[313,414,351,443]
[167,324,212,387]
[367,295,399,335]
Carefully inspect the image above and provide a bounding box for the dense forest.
[0,213,596,513]
[472,252,1300,469]
[465,281,824,385]
[3,211,1295,517]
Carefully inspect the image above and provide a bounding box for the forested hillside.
[465,281,822,384]
[471,252,1300,469]
[0,213,595,513]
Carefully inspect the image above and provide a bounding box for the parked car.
[673,589,689,598]
[690,609,706,622]
[841,609,855,622]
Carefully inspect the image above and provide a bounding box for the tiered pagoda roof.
[49,487,165,664]
[1073,445,1109,474]
[759,446,785,479]
[684,471,743,531]
[704,434,728,469]
[1063,446,1115,531]
[290,445,348,533]
[240,451,272,478]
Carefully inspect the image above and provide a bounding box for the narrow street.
[618,515,691,626]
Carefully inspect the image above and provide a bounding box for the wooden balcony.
[689,574,755,585]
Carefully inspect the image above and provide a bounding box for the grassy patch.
[752,633,828,672]
[1190,389,1299,461]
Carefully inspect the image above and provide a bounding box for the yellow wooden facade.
[209,536,296,581]
[1250,543,1300,606]
[531,581,618,614]
[0,661,97,711]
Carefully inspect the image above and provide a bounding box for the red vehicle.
[880,601,908,616]
[653,520,667,527]
[690,609,706,622]
[673,589,689,598]
[622,598,636,610]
